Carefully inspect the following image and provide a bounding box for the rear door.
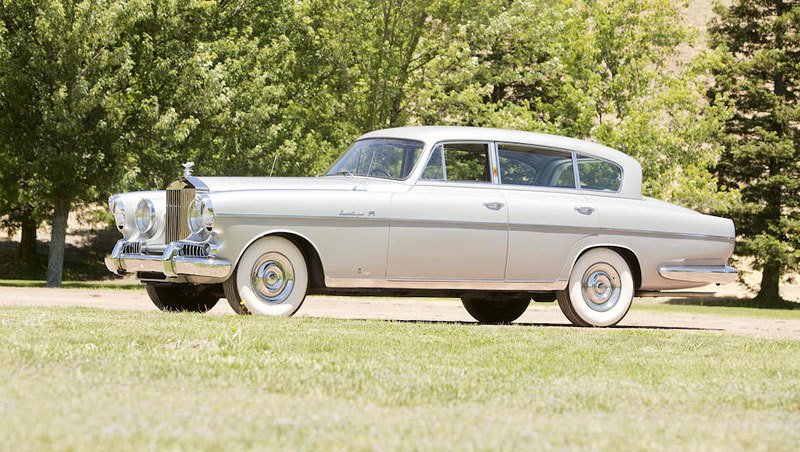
[497,143,597,282]
[387,142,508,281]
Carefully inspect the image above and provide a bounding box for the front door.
[387,142,508,281]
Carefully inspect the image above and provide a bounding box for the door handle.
[482,202,505,211]
[575,206,595,215]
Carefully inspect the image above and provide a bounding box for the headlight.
[109,195,125,231]
[188,195,214,234]
[135,198,156,236]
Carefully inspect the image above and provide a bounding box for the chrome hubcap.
[581,263,621,312]
[251,252,295,304]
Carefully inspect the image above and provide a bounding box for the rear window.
[577,157,622,192]
[497,143,575,188]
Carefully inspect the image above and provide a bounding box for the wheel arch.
[232,230,326,290]
[569,244,642,290]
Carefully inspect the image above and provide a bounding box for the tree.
[0,0,147,286]
[0,11,44,266]
[410,0,733,210]
[710,0,800,305]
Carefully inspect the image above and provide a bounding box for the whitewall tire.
[557,248,634,327]
[224,236,309,316]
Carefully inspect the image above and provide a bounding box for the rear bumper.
[104,240,231,281]
[658,265,737,284]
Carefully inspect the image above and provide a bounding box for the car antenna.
[269,152,279,177]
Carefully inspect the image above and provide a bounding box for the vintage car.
[105,126,737,327]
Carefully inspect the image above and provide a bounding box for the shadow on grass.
[0,227,119,281]
[344,317,718,332]
[663,297,800,310]
[0,280,141,290]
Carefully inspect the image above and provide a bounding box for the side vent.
[121,242,142,254]
[179,243,210,258]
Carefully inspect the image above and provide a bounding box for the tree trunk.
[46,198,70,288]
[756,261,782,306]
[18,207,38,264]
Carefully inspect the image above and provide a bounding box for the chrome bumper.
[658,265,737,284]
[104,240,231,280]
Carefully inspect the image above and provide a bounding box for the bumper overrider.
[105,240,231,281]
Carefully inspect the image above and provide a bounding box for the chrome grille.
[179,243,210,258]
[166,186,195,243]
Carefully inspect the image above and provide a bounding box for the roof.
[359,126,643,199]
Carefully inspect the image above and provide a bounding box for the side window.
[421,143,491,182]
[497,143,575,188]
[577,156,622,192]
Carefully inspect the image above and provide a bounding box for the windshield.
[325,138,424,180]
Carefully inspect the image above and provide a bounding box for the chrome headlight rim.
[135,198,157,237]
[109,195,125,231]
[188,194,214,235]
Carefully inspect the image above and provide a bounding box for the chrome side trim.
[216,212,734,242]
[325,276,568,291]
[510,223,735,243]
[392,218,507,230]
[216,213,389,222]
[658,265,737,284]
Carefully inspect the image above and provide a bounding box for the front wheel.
[557,248,634,327]
[223,235,309,316]
[145,283,219,313]
[461,296,530,324]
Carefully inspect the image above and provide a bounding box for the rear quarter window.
[577,157,622,192]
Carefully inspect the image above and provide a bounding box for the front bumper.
[105,240,231,281]
[658,265,737,284]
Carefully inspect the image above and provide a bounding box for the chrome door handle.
[575,206,595,215]
[483,202,505,211]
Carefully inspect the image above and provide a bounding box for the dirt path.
[1,286,798,340]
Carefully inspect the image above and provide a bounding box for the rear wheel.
[461,296,530,324]
[223,235,309,316]
[145,283,219,313]
[557,248,634,327]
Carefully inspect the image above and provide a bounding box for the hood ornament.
[182,161,195,178]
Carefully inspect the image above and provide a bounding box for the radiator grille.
[166,186,195,243]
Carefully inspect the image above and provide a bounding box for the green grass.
[0,279,142,290]
[631,298,800,320]
[0,307,798,450]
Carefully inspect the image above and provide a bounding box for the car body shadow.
[337,317,719,332]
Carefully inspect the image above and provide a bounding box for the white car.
[105,126,737,327]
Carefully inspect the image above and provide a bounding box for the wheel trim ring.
[250,252,295,305]
[580,262,621,313]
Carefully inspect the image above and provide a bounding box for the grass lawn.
[0,307,798,450]
[631,299,800,320]
[0,279,142,290]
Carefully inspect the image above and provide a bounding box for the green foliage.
[1,0,735,206]
[409,0,732,210]
[710,0,800,303]
[0,0,145,204]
